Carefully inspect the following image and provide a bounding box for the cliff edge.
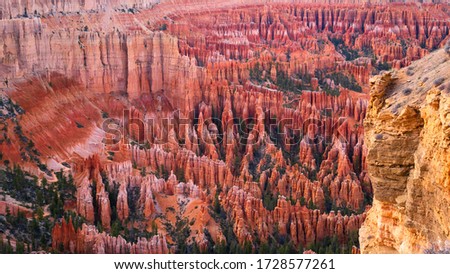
[361,46,450,253]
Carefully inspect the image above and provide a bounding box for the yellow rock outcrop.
[361,47,450,253]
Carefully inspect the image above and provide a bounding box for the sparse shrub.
[392,104,402,114]
[403,88,412,95]
[321,83,340,96]
[249,62,263,83]
[375,61,391,72]
[159,23,167,31]
[107,151,115,161]
[189,218,196,226]
[433,77,445,87]
[406,68,414,76]
[263,192,278,211]
[275,69,302,93]
[326,72,362,92]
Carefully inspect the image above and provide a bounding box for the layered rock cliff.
[0,0,161,20]
[360,46,450,253]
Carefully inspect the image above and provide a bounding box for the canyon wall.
[2,1,449,107]
[4,0,449,20]
[0,0,161,19]
[360,46,450,253]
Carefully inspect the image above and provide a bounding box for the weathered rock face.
[0,201,32,218]
[0,0,161,20]
[0,18,203,113]
[360,47,450,254]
